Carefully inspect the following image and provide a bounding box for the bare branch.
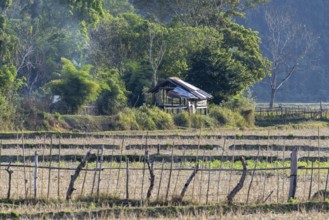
[263,5,318,108]
[149,28,166,87]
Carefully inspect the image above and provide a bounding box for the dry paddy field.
[1,127,329,218]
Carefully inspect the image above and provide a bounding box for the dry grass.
[1,128,329,218]
[1,200,329,219]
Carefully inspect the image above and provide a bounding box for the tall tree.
[96,68,127,115]
[262,6,316,108]
[148,23,167,87]
[6,0,104,95]
[48,58,100,114]
[186,22,268,104]
[103,0,134,16]
[131,0,268,24]
[0,0,23,128]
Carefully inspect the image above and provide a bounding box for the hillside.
[246,0,329,103]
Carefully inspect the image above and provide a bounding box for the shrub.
[116,108,139,130]
[209,106,232,125]
[137,105,175,130]
[190,114,215,128]
[135,110,157,130]
[209,105,247,128]
[174,111,191,128]
[220,95,255,127]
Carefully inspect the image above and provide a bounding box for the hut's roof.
[148,77,213,100]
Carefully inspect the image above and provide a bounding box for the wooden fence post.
[179,164,199,202]
[165,145,174,202]
[6,163,13,199]
[57,136,61,199]
[97,145,104,196]
[140,158,146,201]
[47,136,53,199]
[146,152,155,201]
[206,159,212,204]
[308,161,314,200]
[288,149,298,201]
[106,148,114,195]
[22,134,28,198]
[227,157,247,205]
[91,147,100,196]
[66,151,93,201]
[216,137,226,203]
[173,149,185,195]
[157,144,160,155]
[156,159,165,200]
[246,149,260,204]
[126,158,129,200]
[34,151,38,198]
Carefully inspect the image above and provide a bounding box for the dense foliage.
[0,0,271,130]
[48,58,100,114]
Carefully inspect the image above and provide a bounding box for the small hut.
[148,77,213,114]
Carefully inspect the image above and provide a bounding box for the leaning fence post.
[288,149,298,201]
[180,163,199,201]
[227,157,247,205]
[66,151,93,201]
[308,161,314,200]
[34,151,38,198]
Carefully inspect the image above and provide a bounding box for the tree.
[0,0,24,128]
[60,0,104,24]
[89,13,149,72]
[103,0,134,16]
[96,68,127,115]
[5,0,104,96]
[123,60,152,107]
[186,22,268,104]
[262,6,316,108]
[148,23,167,88]
[131,0,268,24]
[48,58,100,114]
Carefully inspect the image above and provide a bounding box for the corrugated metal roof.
[168,86,198,99]
[148,77,213,100]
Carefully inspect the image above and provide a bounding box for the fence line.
[0,151,329,204]
[255,104,329,120]
[2,130,329,205]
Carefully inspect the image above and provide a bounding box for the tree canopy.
[186,22,268,103]
[48,58,100,114]
[0,0,269,119]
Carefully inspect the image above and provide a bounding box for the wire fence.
[256,102,329,120]
[1,131,329,205]
[0,150,328,205]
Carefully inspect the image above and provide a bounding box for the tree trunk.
[270,88,276,109]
